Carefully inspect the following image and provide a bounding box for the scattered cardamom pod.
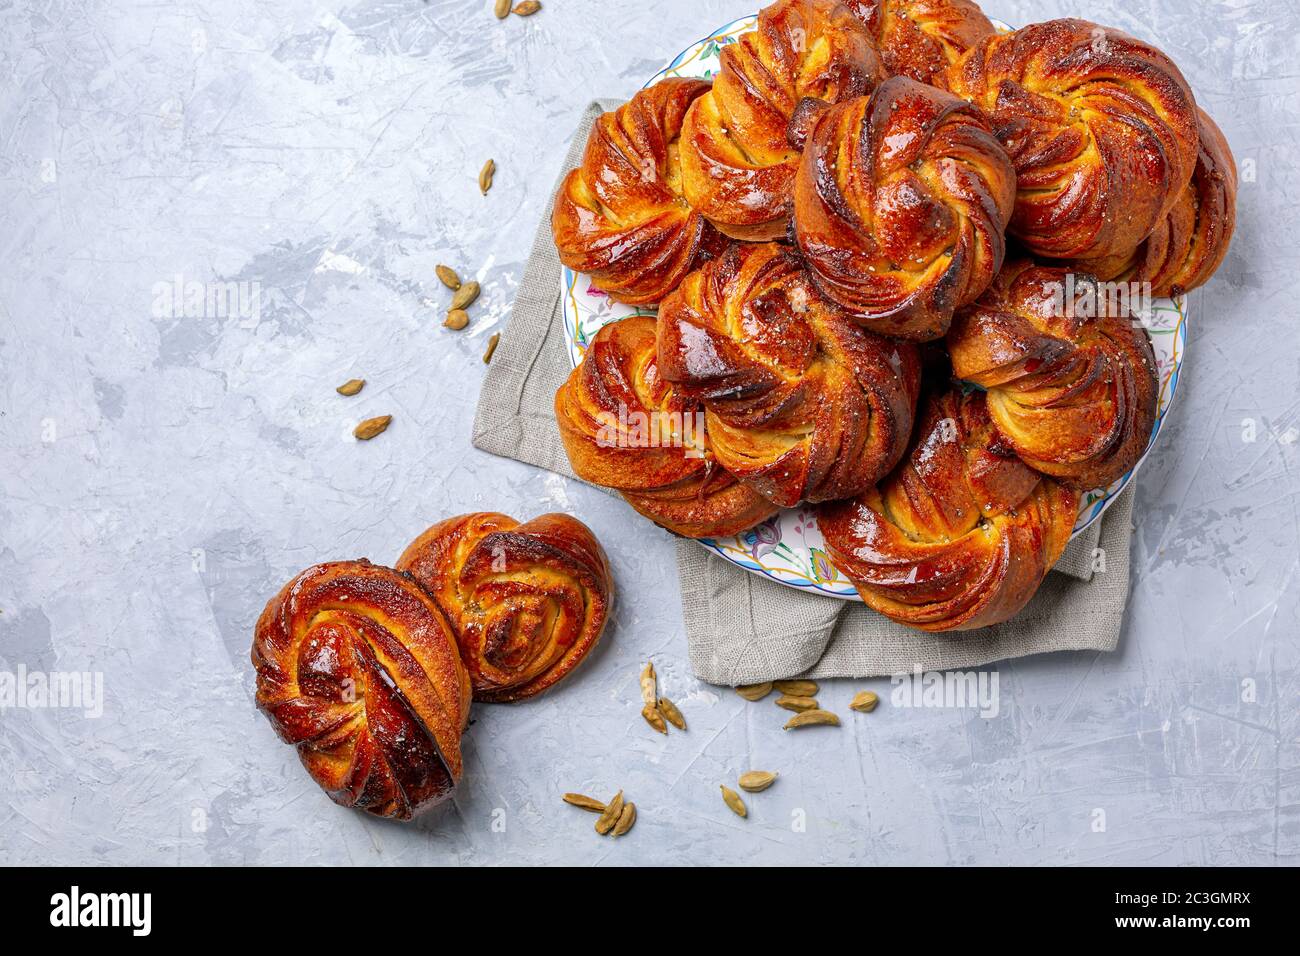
[483,331,501,364]
[450,280,480,311]
[513,0,541,15]
[850,690,880,713]
[478,158,495,195]
[738,771,778,793]
[336,378,365,396]
[353,415,392,440]
[657,697,686,731]
[736,682,773,701]
[435,264,461,289]
[720,785,747,818]
[493,0,511,18]
[443,309,469,330]
[612,802,636,837]
[562,792,605,812]
[594,790,624,835]
[783,708,841,730]
[642,702,667,735]
[774,679,818,698]
[640,662,656,707]
[775,694,818,712]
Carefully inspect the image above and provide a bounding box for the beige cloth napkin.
[473,99,1136,684]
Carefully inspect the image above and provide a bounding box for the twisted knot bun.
[948,18,1199,261]
[397,513,612,703]
[792,76,1015,341]
[680,0,886,240]
[252,561,471,820]
[552,78,723,304]
[657,242,921,507]
[817,390,1079,631]
[1073,108,1236,298]
[843,0,995,88]
[555,315,779,537]
[946,258,1159,491]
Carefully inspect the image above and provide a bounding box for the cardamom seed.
[353,415,392,440]
[483,331,500,364]
[640,662,656,707]
[443,309,469,330]
[336,378,365,396]
[478,158,495,195]
[642,702,667,735]
[783,709,841,730]
[450,280,480,311]
[493,0,511,18]
[720,785,747,818]
[775,694,818,712]
[738,771,777,793]
[562,792,605,812]
[657,697,686,731]
[513,1,541,15]
[594,790,624,835]
[435,264,461,289]
[735,682,773,701]
[612,802,636,837]
[849,690,880,713]
[774,679,818,698]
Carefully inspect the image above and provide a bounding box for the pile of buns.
[552,0,1235,632]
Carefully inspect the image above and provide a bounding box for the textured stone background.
[0,0,1296,866]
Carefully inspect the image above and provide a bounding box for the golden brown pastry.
[946,258,1159,491]
[948,19,1199,261]
[680,0,886,240]
[657,242,921,507]
[843,0,995,88]
[792,76,1016,340]
[551,78,723,304]
[555,315,779,538]
[397,513,612,703]
[1072,108,1236,298]
[252,560,471,820]
[817,390,1079,631]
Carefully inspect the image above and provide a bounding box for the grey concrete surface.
[0,0,1296,866]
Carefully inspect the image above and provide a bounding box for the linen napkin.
[472,99,1137,684]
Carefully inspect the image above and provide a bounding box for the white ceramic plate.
[560,14,1187,599]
